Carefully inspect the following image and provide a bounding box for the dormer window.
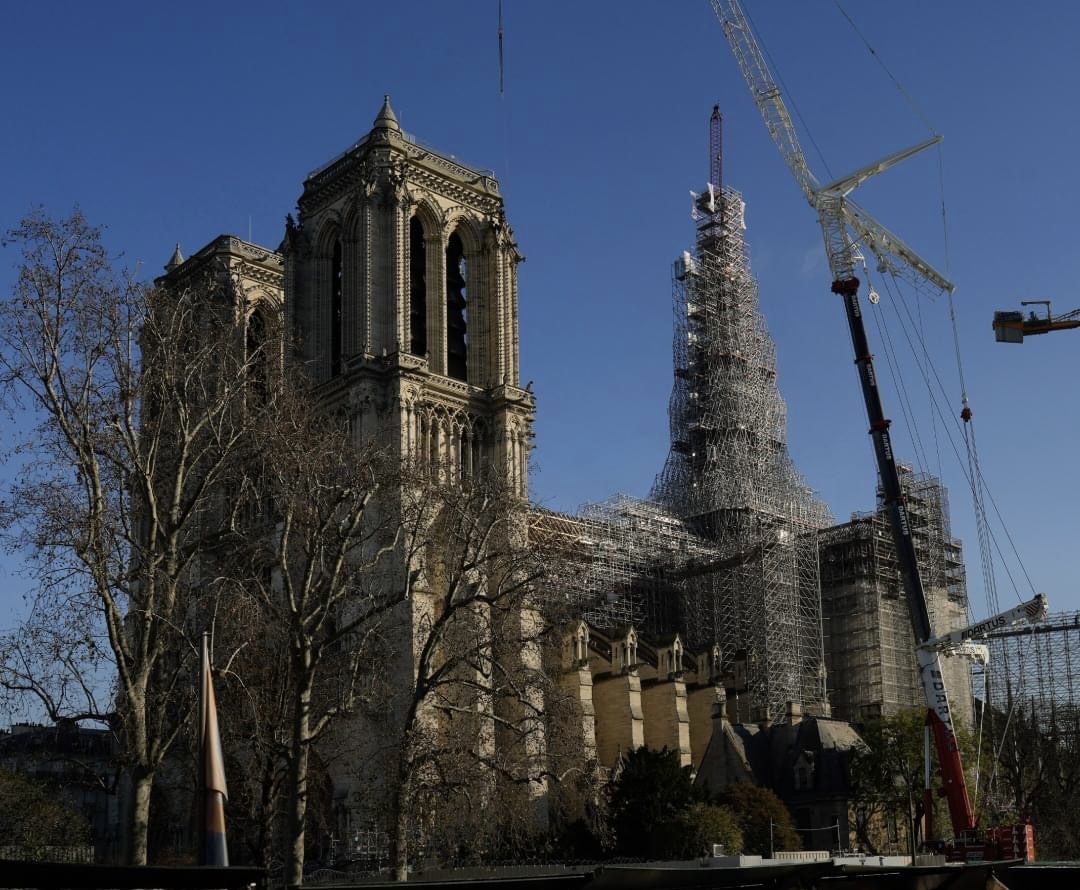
[793,751,815,791]
[578,625,589,664]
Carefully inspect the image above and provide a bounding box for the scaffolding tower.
[650,177,832,721]
[536,115,975,727]
[818,468,972,725]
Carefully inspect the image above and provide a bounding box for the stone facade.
[157,98,931,860]
[285,96,533,495]
[556,622,729,775]
[164,98,539,855]
[819,469,973,728]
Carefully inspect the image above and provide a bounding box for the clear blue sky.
[2,1,1077,628]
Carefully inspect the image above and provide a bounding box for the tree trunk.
[391,773,409,882]
[127,767,153,865]
[258,755,278,869]
[286,684,312,887]
[394,817,409,882]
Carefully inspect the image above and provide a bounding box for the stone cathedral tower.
[162,99,539,848]
[284,97,534,486]
[281,98,539,841]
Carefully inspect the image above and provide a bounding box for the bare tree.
[220,377,415,886]
[985,699,1080,860]
[0,209,255,863]
[375,473,557,879]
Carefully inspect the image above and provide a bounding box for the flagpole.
[199,632,207,864]
[200,631,229,866]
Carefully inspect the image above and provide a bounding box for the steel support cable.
[872,270,1034,742]
[917,104,1035,615]
[872,259,1037,607]
[950,456,1039,607]
[987,681,1022,810]
[989,627,1037,786]
[871,269,937,478]
[833,1,939,137]
[913,261,947,487]
[933,140,1005,617]
[965,421,1001,614]
[907,401,1031,609]
[873,270,980,651]
[870,306,935,564]
[834,0,1013,618]
[876,269,956,451]
[973,661,990,819]
[869,268,966,574]
[740,2,834,182]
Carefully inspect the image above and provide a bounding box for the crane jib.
[713,0,982,843]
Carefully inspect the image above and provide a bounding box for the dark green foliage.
[715,783,800,855]
[608,747,699,859]
[0,769,90,857]
[680,802,743,857]
[552,817,606,860]
[848,709,926,854]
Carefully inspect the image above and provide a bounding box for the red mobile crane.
[710,0,1048,858]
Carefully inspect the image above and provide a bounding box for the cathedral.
[162,97,971,859]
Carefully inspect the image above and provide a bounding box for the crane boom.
[922,593,1048,652]
[710,0,817,203]
[710,0,975,836]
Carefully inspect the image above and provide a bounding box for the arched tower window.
[446,231,467,382]
[246,308,268,406]
[409,217,427,358]
[330,239,343,376]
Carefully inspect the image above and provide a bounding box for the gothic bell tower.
[285,96,534,493]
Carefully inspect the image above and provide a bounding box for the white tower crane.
[708,0,983,838]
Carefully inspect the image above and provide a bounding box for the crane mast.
[710,0,977,837]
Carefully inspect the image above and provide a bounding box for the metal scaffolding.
[532,496,717,637]
[818,468,973,724]
[533,138,974,727]
[982,610,1080,720]
[647,182,832,721]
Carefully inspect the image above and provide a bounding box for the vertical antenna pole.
[498,0,505,96]
[709,104,723,190]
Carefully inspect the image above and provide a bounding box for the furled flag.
[200,633,229,866]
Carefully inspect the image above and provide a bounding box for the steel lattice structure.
[982,610,1080,720]
[649,184,832,721]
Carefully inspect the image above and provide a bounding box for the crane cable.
[933,131,1042,818]
[867,267,995,815]
[838,1,1054,829]
[832,4,1042,818]
[498,0,504,96]
[833,2,937,135]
